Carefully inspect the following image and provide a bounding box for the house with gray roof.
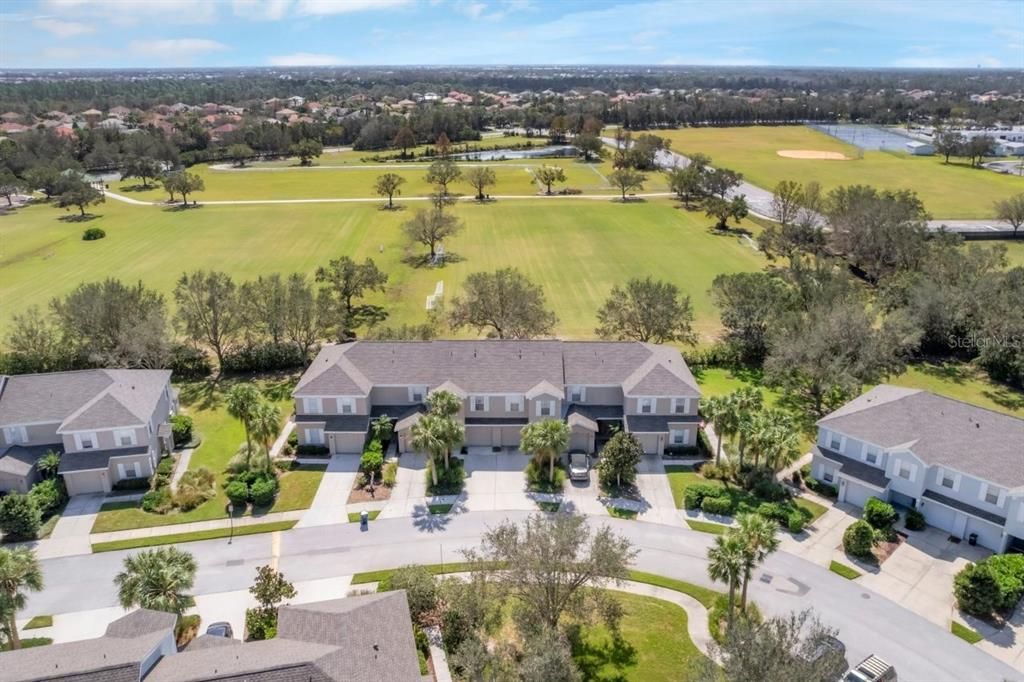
[293,340,701,456]
[0,369,177,496]
[1,592,422,682]
[811,385,1024,552]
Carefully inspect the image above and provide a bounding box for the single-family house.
[0,369,177,495]
[811,385,1024,552]
[293,340,701,457]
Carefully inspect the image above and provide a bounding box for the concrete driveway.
[35,493,106,558]
[461,449,537,512]
[294,456,358,528]
[377,452,430,519]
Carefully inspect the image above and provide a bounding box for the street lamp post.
[227,502,234,544]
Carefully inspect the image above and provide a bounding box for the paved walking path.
[424,625,454,682]
[269,419,295,458]
[88,509,304,545]
[168,448,195,492]
[294,455,360,528]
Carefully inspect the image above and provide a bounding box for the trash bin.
[968,533,978,546]
[360,510,369,525]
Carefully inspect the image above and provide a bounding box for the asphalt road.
[27,510,1021,681]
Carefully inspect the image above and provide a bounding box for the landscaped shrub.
[683,483,726,510]
[755,502,790,525]
[296,444,329,456]
[955,562,1003,617]
[141,487,173,514]
[251,477,278,507]
[843,520,877,558]
[0,493,41,540]
[173,486,206,512]
[221,342,305,373]
[741,467,777,493]
[700,495,734,516]
[805,476,839,499]
[864,497,899,530]
[905,507,925,531]
[987,554,1024,611]
[360,445,384,482]
[169,343,211,379]
[379,565,439,623]
[787,512,806,534]
[170,415,194,447]
[698,461,733,481]
[82,227,106,240]
[752,477,789,503]
[175,614,201,648]
[28,478,67,516]
[382,460,398,487]
[427,457,466,495]
[174,467,216,511]
[707,593,762,644]
[245,607,277,640]
[525,457,565,492]
[225,480,250,506]
[157,456,175,476]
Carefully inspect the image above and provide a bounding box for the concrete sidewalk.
[89,509,303,545]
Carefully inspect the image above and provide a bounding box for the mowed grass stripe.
[0,199,766,341]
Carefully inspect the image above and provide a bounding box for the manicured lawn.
[571,591,705,681]
[347,510,381,523]
[2,637,51,651]
[536,500,562,512]
[0,198,767,341]
[794,496,828,522]
[665,464,825,524]
[91,375,301,533]
[685,519,729,534]
[829,560,862,580]
[428,503,454,515]
[350,561,487,585]
[950,621,983,644]
[650,125,1021,219]
[1003,241,1024,268]
[91,520,296,552]
[665,465,705,510]
[23,615,52,629]
[607,506,639,520]
[626,570,720,608]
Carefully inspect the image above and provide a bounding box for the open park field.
[651,125,1023,219]
[0,196,763,340]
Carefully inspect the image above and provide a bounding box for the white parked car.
[568,452,591,481]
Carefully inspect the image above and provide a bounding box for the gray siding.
[0,422,62,448]
[371,386,413,405]
[572,386,622,404]
[625,396,696,416]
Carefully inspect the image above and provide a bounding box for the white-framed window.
[338,398,355,415]
[671,398,688,414]
[114,429,136,447]
[409,386,426,403]
[117,461,141,479]
[864,447,879,465]
[74,432,98,450]
[506,396,522,413]
[936,467,958,490]
[305,428,324,445]
[3,426,27,445]
[897,462,912,480]
[985,488,1000,506]
[941,473,955,489]
[822,470,834,483]
[569,386,585,403]
[537,400,554,417]
[828,432,842,451]
[670,429,688,446]
[303,397,323,415]
[639,398,654,414]
[470,396,488,412]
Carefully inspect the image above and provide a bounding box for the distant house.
[0,111,22,122]
[275,108,298,120]
[81,108,103,123]
[905,140,934,155]
[108,105,132,119]
[811,385,1024,553]
[0,122,28,134]
[0,370,177,496]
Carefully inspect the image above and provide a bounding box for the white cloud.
[40,0,217,25]
[32,18,94,38]
[294,0,412,16]
[455,1,487,19]
[128,38,228,62]
[268,52,349,66]
[233,0,293,20]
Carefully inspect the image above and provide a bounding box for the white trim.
[338,397,356,414]
[670,398,689,415]
[925,494,1005,528]
[408,386,427,403]
[505,396,523,412]
[114,428,137,447]
[979,482,989,503]
[669,428,689,446]
[470,395,489,412]
[568,385,586,403]
[302,397,323,415]
[305,427,324,445]
[3,426,28,445]
[996,490,1006,508]
[536,400,555,417]
[838,472,885,492]
[638,397,655,414]
[74,432,98,450]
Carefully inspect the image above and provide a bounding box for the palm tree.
[713,395,741,466]
[225,384,262,454]
[426,390,462,418]
[0,548,43,649]
[114,547,197,616]
[735,513,780,610]
[731,387,763,469]
[371,414,394,444]
[700,396,726,465]
[410,414,448,487]
[707,531,746,634]
[520,419,570,483]
[249,400,282,468]
[756,410,801,471]
[436,415,464,471]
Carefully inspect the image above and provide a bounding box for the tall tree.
[770,180,804,226]
[3,305,71,374]
[393,126,416,156]
[290,138,323,166]
[710,272,795,365]
[731,386,763,469]
[607,167,646,200]
[374,172,406,209]
[410,413,450,487]
[56,178,103,216]
[705,195,749,230]
[520,419,571,483]
[595,277,696,344]
[665,160,707,207]
[114,547,197,616]
[402,208,462,261]
[707,531,746,634]
[249,400,282,466]
[434,132,452,158]
[425,159,461,195]
[533,165,567,195]
[994,193,1024,239]
[315,256,389,341]
[174,270,242,370]
[464,165,496,201]
[699,395,728,465]
[449,268,557,339]
[121,155,162,187]
[702,167,742,198]
[51,278,169,368]
[596,431,642,489]
[226,144,254,167]
[282,273,327,360]
[462,514,636,630]
[735,513,780,609]
[574,133,604,162]
[0,169,25,206]
[240,274,287,345]
[226,384,262,455]
[0,547,43,650]
[933,128,963,164]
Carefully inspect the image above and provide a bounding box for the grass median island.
[23,615,53,630]
[829,561,862,580]
[347,510,381,523]
[607,506,639,520]
[685,519,729,534]
[950,621,984,644]
[428,503,455,515]
[91,520,296,552]
[650,125,1019,219]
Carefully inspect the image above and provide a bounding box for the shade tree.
[448,268,557,339]
[595,276,696,344]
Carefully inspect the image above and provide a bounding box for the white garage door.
[965,517,1003,552]
[840,478,876,508]
[464,426,492,447]
[922,500,957,534]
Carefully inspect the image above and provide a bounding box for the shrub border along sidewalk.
[91,520,297,552]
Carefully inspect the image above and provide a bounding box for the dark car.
[205,621,234,638]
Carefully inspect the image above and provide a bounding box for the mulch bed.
[872,532,907,564]
[346,480,393,504]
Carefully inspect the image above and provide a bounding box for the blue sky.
[1,0,1022,69]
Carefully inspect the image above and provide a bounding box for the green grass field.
[91,520,297,552]
[0,198,766,340]
[650,126,1023,219]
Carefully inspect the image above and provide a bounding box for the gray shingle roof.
[0,369,170,432]
[818,386,1024,488]
[295,414,370,433]
[815,446,890,489]
[624,414,699,432]
[567,404,624,420]
[296,341,699,400]
[0,444,57,476]
[58,444,149,473]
